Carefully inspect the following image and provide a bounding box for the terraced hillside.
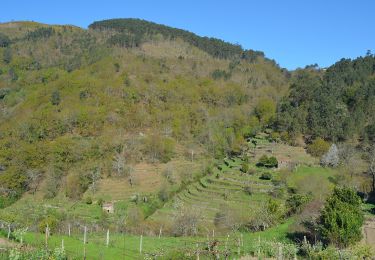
[149,136,320,233]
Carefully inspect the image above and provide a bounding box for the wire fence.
[1,220,296,259]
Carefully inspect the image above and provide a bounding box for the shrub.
[307,138,330,157]
[38,215,59,234]
[286,194,311,215]
[240,162,249,173]
[268,156,278,167]
[243,186,252,195]
[85,197,92,204]
[158,186,169,202]
[260,172,272,180]
[51,90,61,106]
[0,88,10,100]
[257,155,278,168]
[97,198,104,207]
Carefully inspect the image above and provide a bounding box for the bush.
[38,215,59,234]
[85,197,92,204]
[97,198,104,207]
[158,186,169,202]
[260,172,272,180]
[307,138,330,157]
[51,90,61,106]
[257,155,278,168]
[286,194,311,215]
[240,162,249,173]
[243,186,252,195]
[268,156,278,167]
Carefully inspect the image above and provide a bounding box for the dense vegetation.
[89,18,267,62]
[277,55,375,142]
[0,20,287,205]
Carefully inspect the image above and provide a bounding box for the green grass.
[14,218,294,260]
[284,166,337,198]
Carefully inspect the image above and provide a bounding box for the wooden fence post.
[106,229,109,247]
[139,235,143,254]
[278,243,283,260]
[45,225,49,247]
[207,234,210,253]
[68,223,71,237]
[196,243,200,260]
[159,226,162,239]
[83,226,87,244]
[7,224,10,239]
[61,239,64,251]
[237,237,240,255]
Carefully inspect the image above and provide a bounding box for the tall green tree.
[319,187,364,248]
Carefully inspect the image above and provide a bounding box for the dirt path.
[0,237,15,248]
[363,217,375,250]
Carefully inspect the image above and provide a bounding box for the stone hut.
[102,202,114,214]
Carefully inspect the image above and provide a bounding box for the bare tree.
[339,144,359,178]
[112,147,126,176]
[89,167,101,193]
[173,207,200,236]
[369,145,375,192]
[26,169,42,194]
[321,144,339,167]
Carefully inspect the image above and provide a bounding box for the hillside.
[0,19,288,214]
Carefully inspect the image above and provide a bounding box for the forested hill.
[276,55,375,142]
[89,18,269,62]
[0,20,288,204]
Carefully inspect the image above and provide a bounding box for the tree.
[173,207,200,236]
[254,98,276,126]
[26,169,41,194]
[339,144,359,178]
[321,144,339,167]
[319,187,364,248]
[112,147,126,176]
[307,138,330,157]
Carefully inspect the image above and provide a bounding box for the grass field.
[3,218,294,260]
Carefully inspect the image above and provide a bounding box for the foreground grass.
[17,219,294,259]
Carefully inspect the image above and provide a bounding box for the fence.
[0,220,301,259]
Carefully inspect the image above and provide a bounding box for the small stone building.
[102,202,114,214]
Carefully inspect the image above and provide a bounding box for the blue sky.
[2,0,374,69]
